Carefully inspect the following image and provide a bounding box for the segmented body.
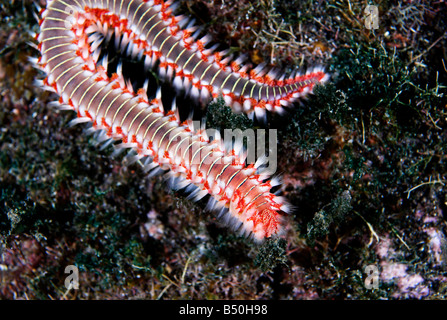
[39,0,328,116]
[36,0,302,240]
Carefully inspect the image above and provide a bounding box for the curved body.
[36,0,296,240]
